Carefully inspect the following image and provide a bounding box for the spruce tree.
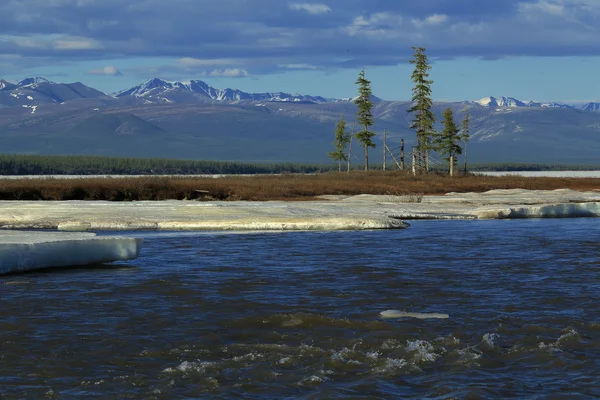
[354,68,376,171]
[461,106,471,174]
[328,115,351,172]
[435,107,462,176]
[408,47,435,173]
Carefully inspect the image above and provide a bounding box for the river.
[2,219,600,398]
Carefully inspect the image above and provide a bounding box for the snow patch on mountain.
[18,77,54,88]
[475,96,574,109]
[115,78,328,104]
[0,79,17,91]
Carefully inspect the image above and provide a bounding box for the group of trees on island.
[328,47,471,176]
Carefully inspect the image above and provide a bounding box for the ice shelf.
[0,189,597,232]
[0,231,143,275]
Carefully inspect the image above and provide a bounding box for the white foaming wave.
[557,327,581,344]
[162,360,215,374]
[232,353,262,362]
[278,356,293,365]
[298,375,326,387]
[453,347,483,366]
[481,333,500,350]
[330,347,363,365]
[372,358,412,375]
[406,340,439,363]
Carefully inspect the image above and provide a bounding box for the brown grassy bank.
[0,172,599,201]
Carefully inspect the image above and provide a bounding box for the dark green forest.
[0,154,597,175]
[0,154,332,175]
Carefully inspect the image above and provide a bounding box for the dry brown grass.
[0,171,599,201]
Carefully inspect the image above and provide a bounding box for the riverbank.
[0,189,598,231]
[1,173,600,201]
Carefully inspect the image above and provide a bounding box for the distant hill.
[0,76,598,164]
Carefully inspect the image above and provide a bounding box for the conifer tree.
[328,115,351,172]
[461,106,471,174]
[435,107,462,176]
[354,68,376,171]
[408,47,435,173]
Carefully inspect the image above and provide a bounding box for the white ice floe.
[0,231,143,275]
[0,189,597,232]
[380,310,450,319]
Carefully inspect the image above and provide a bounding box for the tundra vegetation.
[1,173,599,201]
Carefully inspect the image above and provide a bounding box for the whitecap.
[162,360,215,374]
[406,340,439,363]
[481,333,499,349]
[298,375,326,387]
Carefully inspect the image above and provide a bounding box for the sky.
[0,0,599,103]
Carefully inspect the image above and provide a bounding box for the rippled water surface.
[2,219,600,399]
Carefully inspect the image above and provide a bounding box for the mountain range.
[0,77,599,164]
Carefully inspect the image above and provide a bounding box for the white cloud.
[209,68,249,77]
[278,63,319,69]
[519,0,566,17]
[344,12,403,39]
[412,14,448,27]
[14,37,49,48]
[288,2,331,15]
[178,57,238,67]
[89,65,121,75]
[53,37,103,50]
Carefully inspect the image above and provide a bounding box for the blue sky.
[1,0,599,102]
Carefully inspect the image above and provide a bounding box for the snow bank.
[0,231,143,275]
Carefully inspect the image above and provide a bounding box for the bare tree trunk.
[400,139,405,170]
[411,148,416,176]
[463,142,468,175]
[347,126,354,174]
[385,143,402,169]
[338,160,341,173]
[425,150,429,173]
[383,129,387,171]
[449,155,454,177]
[365,145,369,171]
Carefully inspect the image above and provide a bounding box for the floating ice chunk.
[380,310,449,319]
[0,231,142,275]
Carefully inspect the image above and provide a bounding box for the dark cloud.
[0,0,598,75]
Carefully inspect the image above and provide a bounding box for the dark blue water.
[2,219,600,399]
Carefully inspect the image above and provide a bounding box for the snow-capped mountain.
[17,77,54,88]
[581,102,600,112]
[115,78,328,104]
[474,96,574,109]
[0,79,17,91]
[335,94,383,103]
[476,96,527,108]
[0,76,111,113]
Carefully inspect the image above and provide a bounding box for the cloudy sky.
[0,0,599,102]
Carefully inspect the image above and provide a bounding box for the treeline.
[0,154,333,175]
